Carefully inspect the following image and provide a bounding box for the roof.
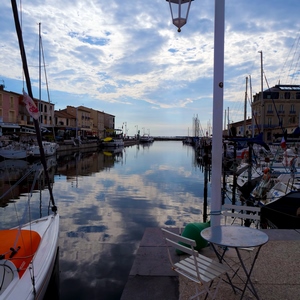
[265,84,300,92]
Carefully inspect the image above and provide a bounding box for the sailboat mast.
[243,76,248,136]
[11,0,56,211]
[39,22,41,117]
[259,50,264,139]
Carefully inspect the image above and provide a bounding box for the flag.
[281,136,286,149]
[22,91,39,120]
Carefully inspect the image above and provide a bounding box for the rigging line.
[278,33,300,84]
[40,32,56,141]
[286,35,300,84]
[291,50,300,85]
[10,164,42,253]
[264,73,285,136]
[0,164,38,200]
[11,0,57,212]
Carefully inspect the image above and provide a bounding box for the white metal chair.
[222,203,261,229]
[221,204,261,282]
[161,228,230,300]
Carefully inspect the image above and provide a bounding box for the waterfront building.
[226,84,300,143]
[0,84,116,139]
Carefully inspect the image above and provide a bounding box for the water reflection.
[0,141,209,300]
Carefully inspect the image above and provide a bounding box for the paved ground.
[121,227,300,300]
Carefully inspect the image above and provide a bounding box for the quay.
[56,138,138,156]
[121,227,300,300]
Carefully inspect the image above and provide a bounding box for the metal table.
[201,225,269,299]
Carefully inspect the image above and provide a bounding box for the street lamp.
[165,0,225,226]
[166,0,194,32]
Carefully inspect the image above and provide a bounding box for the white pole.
[211,0,225,226]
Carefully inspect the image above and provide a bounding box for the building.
[252,84,300,142]
[0,85,116,139]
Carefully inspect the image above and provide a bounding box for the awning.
[0,123,20,129]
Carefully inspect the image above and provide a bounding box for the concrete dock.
[121,227,300,300]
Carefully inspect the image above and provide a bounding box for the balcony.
[289,111,296,115]
[278,110,285,115]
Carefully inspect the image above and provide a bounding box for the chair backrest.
[161,228,198,261]
[222,204,261,227]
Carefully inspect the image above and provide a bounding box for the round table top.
[201,225,269,248]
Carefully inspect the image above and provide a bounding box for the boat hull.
[0,214,59,300]
[261,192,300,229]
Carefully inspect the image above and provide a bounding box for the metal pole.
[211,0,225,226]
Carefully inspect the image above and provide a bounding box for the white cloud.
[1,0,300,135]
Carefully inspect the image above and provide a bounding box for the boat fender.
[176,221,211,255]
[263,168,271,181]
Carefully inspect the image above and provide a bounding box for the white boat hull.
[29,142,59,157]
[0,214,59,300]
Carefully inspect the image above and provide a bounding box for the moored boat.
[260,191,300,229]
[0,142,33,160]
[29,141,59,157]
[0,214,59,300]
[0,2,60,298]
[101,129,124,148]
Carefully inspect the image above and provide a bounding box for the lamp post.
[166,0,194,32]
[166,0,225,226]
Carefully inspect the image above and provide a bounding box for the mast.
[259,50,264,139]
[11,0,56,211]
[39,22,41,122]
[243,76,248,136]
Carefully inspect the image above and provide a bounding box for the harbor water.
[0,141,211,299]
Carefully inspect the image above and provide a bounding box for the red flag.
[22,91,39,120]
[281,136,286,149]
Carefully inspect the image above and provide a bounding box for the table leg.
[235,245,262,299]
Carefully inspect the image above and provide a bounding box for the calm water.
[0,141,211,300]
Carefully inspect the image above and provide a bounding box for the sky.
[1,0,300,137]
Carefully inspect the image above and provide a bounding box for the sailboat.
[0,2,59,299]
[28,22,59,159]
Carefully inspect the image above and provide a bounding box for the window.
[290,104,295,112]
[279,104,284,112]
[267,104,272,112]
[9,111,15,122]
[10,96,14,109]
[267,117,272,126]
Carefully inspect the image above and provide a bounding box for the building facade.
[0,86,116,139]
[252,84,300,142]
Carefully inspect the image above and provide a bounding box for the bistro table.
[201,225,269,299]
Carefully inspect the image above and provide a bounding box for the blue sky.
[1,0,300,136]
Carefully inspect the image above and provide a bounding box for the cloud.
[1,0,300,135]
